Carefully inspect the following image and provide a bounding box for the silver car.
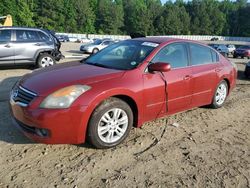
[0,27,63,68]
[80,39,115,54]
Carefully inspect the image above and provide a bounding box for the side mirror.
[148,62,171,73]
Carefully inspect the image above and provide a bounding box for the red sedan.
[10,37,237,148]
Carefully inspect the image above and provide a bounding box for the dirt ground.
[0,42,250,188]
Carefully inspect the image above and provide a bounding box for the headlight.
[40,85,91,109]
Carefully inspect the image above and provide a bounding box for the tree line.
[0,0,250,37]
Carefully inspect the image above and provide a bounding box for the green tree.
[74,0,96,34]
[96,0,124,34]
[155,2,190,35]
[187,0,226,35]
[123,0,151,35]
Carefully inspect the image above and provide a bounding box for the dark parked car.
[211,37,219,41]
[10,37,237,148]
[56,35,69,42]
[0,27,63,68]
[245,61,250,78]
[234,45,250,59]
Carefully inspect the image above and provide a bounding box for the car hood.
[19,61,125,96]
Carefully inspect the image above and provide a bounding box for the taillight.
[245,50,250,55]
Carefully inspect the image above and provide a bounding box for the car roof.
[0,26,44,31]
[131,37,188,44]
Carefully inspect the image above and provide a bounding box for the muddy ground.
[0,42,250,188]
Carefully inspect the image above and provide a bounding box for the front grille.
[11,86,37,107]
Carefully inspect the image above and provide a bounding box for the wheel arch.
[34,49,54,63]
[223,77,230,95]
[77,90,142,143]
[112,95,139,128]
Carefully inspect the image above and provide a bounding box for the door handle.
[183,75,191,80]
[34,43,41,46]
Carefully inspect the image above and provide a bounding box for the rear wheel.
[37,53,55,68]
[210,80,228,109]
[87,97,133,149]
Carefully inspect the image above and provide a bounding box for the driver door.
[143,42,192,121]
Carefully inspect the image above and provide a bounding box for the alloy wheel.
[97,108,128,143]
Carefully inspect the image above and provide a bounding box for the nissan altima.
[10,37,237,148]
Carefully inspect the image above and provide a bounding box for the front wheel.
[92,48,99,54]
[87,97,133,149]
[210,80,228,109]
[37,53,55,68]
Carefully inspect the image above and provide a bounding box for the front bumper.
[80,48,93,53]
[10,100,89,144]
[52,50,64,61]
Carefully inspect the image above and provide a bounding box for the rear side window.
[152,43,188,68]
[16,30,40,42]
[190,43,213,65]
[0,30,11,42]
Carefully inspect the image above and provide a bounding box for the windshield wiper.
[84,62,111,69]
[92,63,111,69]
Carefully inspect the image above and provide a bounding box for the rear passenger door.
[0,29,14,65]
[12,29,52,64]
[189,43,220,107]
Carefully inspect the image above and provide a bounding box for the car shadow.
[66,50,83,54]
[0,76,35,144]
[237,70,249,81]
[0,65,34,70]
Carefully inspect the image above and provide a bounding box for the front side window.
[85,40,157,70]
[0,30,11,43]
[151,43,188,68]
[190,43,213,65]
[16,30,40,42]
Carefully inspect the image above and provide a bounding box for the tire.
[92,48,99,54]
[210,80,228,109]
[87,97,133,149]
[37,53,55,68]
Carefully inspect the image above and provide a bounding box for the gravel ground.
[0,42,249,188]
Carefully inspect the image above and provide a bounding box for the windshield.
[85,40,158,70]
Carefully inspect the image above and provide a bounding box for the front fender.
[76,88,143,143]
